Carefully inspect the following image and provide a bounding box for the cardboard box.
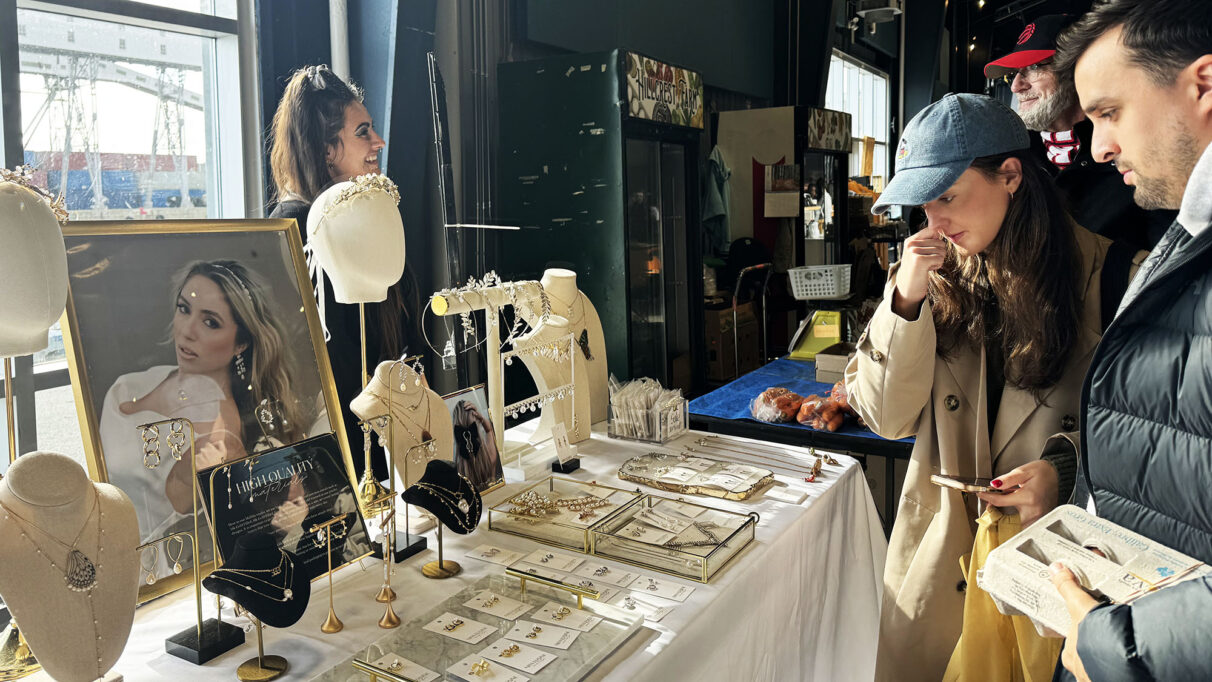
[979,505,1212,636]
[705,302,755,335]
[815,342,855,382]
[706,319,760,381]
[815,369,845,385]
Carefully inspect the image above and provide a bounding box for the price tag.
[551,423,577,464]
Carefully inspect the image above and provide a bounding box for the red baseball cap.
[984,14,1074,79]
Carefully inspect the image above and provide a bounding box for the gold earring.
[168,535,185,575]
[141,545,160,585]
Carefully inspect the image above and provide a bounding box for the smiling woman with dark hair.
[266,64,420,486]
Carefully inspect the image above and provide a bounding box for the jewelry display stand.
[310,515,349,634]
[421,524,462,579]
[357,418,401,630]
[430,278,578,473]
[137,418,244,664]
[235,618,288,682]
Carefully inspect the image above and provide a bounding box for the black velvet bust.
[402,459,483,534]
[202,533,310,628]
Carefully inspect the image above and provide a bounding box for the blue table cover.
[689,357,915,444]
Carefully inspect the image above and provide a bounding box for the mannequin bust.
[0,181,68,356]
[401,460,482,534]
[305,174,405,304]
[350,360,453,489]
[514,269,607,442]
[202,533,309,628]
[0,452,138,682]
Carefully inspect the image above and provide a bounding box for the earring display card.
[523,549,584,573]
[503,620,580,650]
[478,639,559,674]
[654,499,707,519]
[530,601,604,632]
[464,590,533,620]
[369,653,440,682]
[627,575,696,602]
[617,521,678,546]
[570,563,641,588]
[449,653,530,682]
[466,544,528,566]
[608,592,676,623]
[422,612,497,644]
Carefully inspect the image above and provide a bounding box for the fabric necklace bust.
[202,533,310,628]
[402,459,483,534]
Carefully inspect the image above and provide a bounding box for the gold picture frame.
[60,219,356,601]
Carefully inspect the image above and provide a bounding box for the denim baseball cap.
[873,93,1031,214]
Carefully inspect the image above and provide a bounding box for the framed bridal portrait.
[442,385,505,494]
[60,219,354,600]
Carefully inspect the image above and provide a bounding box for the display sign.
[199,434,373,580]
[624,52,704,129]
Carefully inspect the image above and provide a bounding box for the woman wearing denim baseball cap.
[845,94,1132,681]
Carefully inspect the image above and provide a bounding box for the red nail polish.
[991,479,1003,488]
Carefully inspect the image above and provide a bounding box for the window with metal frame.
[0,0,259,469]
[825,51,891,184]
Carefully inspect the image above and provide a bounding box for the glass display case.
[591,495,758,583]
[487,478,643,553]
[310,574,643,682]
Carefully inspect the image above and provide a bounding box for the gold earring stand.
[311,515,349,633]
[137,417,244,664]
[422,525,462,579]
[236,618,288,682]
[0,358,41,682]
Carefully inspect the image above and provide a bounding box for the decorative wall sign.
[624,52,704,129]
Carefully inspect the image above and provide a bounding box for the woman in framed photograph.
[99,259,303,542]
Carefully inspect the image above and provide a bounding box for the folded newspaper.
[978,504,1211,636]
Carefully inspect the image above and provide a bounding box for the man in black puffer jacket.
[1048,2,1212,681]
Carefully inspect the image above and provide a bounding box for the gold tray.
[617,452,774,501]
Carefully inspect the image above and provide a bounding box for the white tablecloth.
[108,425,886,681]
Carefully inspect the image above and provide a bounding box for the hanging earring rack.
[311,514,349,634]
[135,417,244,664]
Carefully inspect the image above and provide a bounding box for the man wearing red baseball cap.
[986,14,1174,255]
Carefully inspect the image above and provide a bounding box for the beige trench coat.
[845,227,1111,682]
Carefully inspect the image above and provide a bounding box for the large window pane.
[826,53,891,178]
[19,9,220,221]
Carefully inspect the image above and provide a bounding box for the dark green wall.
[519,0,773,100]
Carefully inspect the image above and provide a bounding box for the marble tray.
[309,574,642,682]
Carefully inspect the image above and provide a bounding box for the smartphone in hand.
[930,473,1010,493]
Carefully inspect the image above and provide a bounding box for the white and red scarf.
[1041,129,1080,169]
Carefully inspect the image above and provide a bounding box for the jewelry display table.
[107,422,886,681]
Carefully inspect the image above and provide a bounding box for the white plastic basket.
[788,264,852,300]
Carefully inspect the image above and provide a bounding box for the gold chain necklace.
[208,550,295,601]
[411,481,479,532]
[0,486,100,591]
